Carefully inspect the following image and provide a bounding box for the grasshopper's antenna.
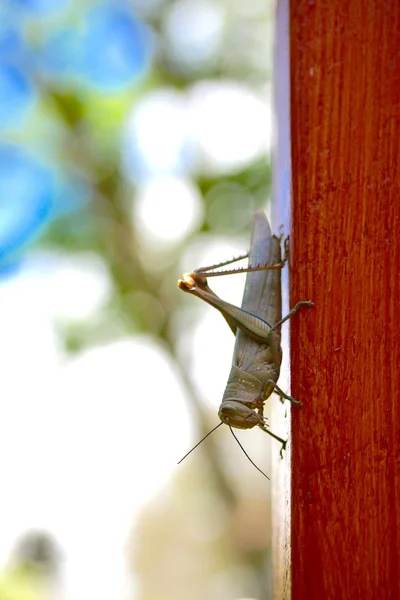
[178,422,223,464]
[229,426,270,480]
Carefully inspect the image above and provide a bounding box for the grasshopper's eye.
[218,401,261,430]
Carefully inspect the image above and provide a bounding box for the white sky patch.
[30,251,111,320]
[124,89,191,180]
[134,175,203,244]
[188,81,271,174]
[164,0,225,68]
[124,81,271,183]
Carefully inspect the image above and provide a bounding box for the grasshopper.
[178,211,313,474]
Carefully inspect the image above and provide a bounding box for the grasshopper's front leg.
[257,403,287,457]
[265,380,303,407]
[259,424,287,457]
[269,300,314,333]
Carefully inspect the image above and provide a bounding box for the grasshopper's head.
[218,401,262,430]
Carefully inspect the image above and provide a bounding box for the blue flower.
[79,4,152,91]
[0,146,54,264]
[0,64,35,126]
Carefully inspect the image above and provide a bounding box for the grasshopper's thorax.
[219,365,264,430]
[243,339,281,383]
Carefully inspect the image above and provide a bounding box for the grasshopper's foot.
[267,380,303,407]
[279,439,287,459]
[293,300,314,311]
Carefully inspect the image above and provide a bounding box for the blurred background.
[0,0,277,598]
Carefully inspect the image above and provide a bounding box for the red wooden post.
[289,2,400,599]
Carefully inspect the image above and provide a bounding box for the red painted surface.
[290,3,400,599]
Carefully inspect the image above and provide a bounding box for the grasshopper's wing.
[233,211,282,372]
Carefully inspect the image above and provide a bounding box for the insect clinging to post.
[178,211,313,477]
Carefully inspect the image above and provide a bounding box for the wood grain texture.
[290,2,400,599]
